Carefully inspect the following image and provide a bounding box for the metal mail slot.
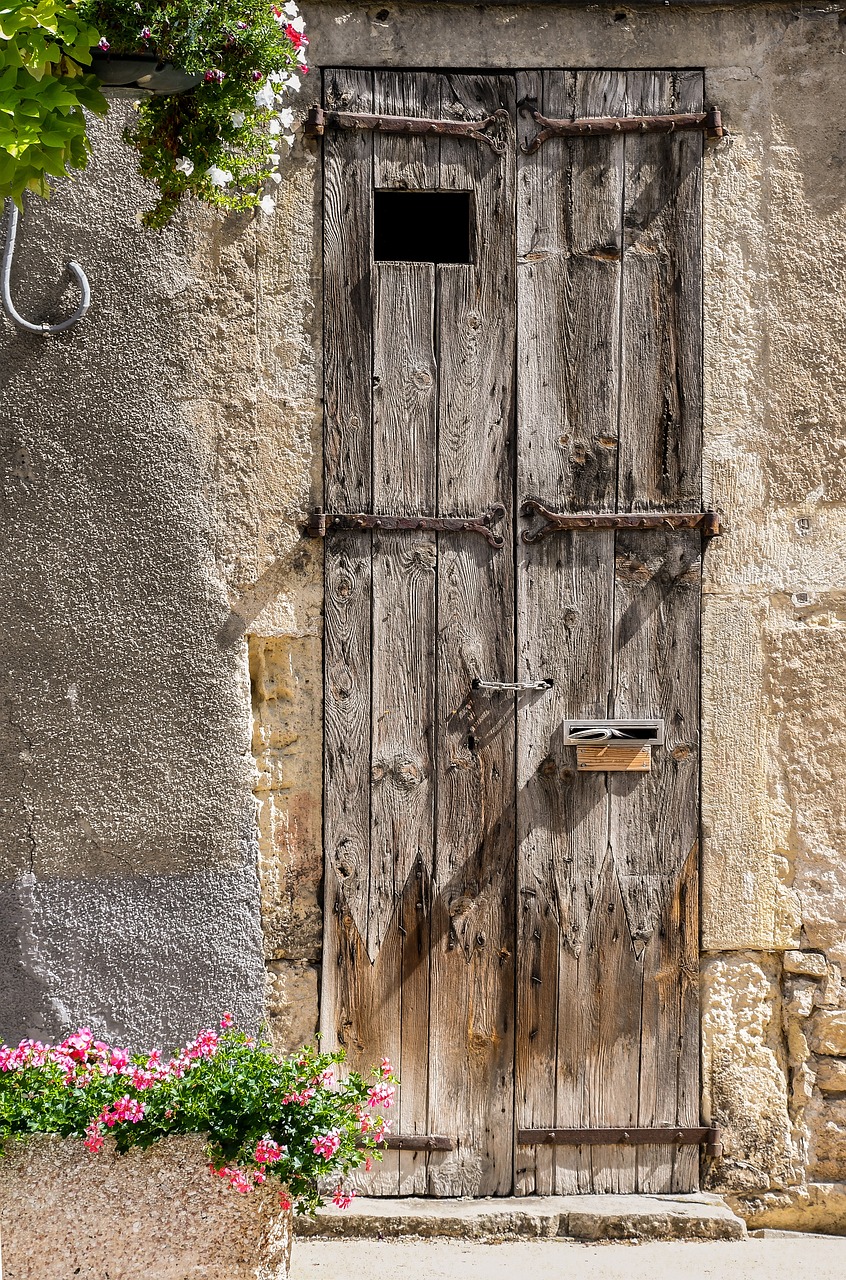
[563,719,665,747]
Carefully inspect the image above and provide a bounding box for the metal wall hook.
[2,199,91,335]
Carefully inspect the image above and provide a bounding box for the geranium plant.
[0,1017,395,1214]
[0,0,307,228]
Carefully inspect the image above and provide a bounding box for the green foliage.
[80,0,307,228]
[0,0,306,226]
[0,1024,393,1214]
[0,0,107,203]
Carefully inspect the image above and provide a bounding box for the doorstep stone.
[295,1194,747,1242]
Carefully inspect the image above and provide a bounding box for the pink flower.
[84,1120,104,1153]
[311,1130,342,1160]
[281,1086,315,1106]
[140,26,152,40]
[220,1012,234,1029]
[380,1057,393,1078]
[253,1170,267,1185]
[332,1184,356,1209]
[216,1165,253,1194]
[100,1096,145,1127]
[279,1192,293,1211]
[255,1138,282,1164]
[97,37,110,50]
[366,1082,395,1110]
[204,68,225,83]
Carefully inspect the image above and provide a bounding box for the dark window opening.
[374,190,472,264]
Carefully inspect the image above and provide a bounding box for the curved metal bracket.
[2,199,91,336]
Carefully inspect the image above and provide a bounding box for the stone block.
[265,959,319,1056]
[811,1012,846,1056]
[784,951,828,978]
[815,1059,846,1095]
[782,978,816,1020]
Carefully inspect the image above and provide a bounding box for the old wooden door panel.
[428,71,516,1198]
[515,69,703,1196]
[323,65,704,1198]
[321,69,517,1198]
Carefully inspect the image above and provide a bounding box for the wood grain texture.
[428,71,516,1198]
[515,69,624,1195]
[321,70,374,1100]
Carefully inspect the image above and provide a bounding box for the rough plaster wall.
[0,88,323,1047]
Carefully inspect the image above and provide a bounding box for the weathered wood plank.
[369,262,437,958]
[321,70,374,1091]
[515,68,625,1196]
[618,71,704,511]
[428,71,516,1198]
[614,70,703,1193]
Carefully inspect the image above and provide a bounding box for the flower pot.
[90,51,202,95]
[0,1134,292,1280]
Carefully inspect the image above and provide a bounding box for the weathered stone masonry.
[1,0,845,1230]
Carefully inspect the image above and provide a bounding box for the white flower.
[259,194,276,215]
[230,110,245,129]
[268,118,281,136]
[283,1,299,15]
[282,133,295,148]
[175,156,194,176]
[254,82,275,109]
[270,171,282,184]
[290,15,305,32]
[205,165,233,187]
[296,49,308,65]
[286,75,301,93]
[277,107,294,129]
[269,69,285,85]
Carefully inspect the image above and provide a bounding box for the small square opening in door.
[374,190,472,264]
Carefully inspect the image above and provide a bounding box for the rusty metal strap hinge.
[356,1134,454,1152]
[306,504,506,548]
[520,501,723,546]
[522,106,724,154]
[306,105,510,153]
[518,1127,723,1158]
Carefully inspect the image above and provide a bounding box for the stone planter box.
[0,1136,291,1280]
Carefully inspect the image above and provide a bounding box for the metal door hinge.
[518,1126,723,1158]
[522,106,724,154]
[356,1134,454,1152]
[306,504,506,548]
[306,105,510,154]
[521,501,723,545]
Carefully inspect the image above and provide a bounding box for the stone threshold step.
[295,1194,747,1242]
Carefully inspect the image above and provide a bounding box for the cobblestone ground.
[293,1235,846,1280]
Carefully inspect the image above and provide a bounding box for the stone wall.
[1,0,845,1228]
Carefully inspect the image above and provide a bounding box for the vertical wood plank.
[370,72,441,1196]
[428,71,517,1198]
[321,70,374,1088]
[614,70,704,1193]
[515,68,625,1197]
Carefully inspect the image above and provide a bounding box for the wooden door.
[320,67,704,1197]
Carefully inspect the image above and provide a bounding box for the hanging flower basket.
[0,0,309,227]
[89,50,202,95]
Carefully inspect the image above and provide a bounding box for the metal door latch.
[306,504,506,548]
[472,678,554,693]
[522,105,724,154]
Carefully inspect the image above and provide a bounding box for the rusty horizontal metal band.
[306,504,507,548]
[517,1127,723,1157]
[522,106,724,153]
[356,1134,454,1152]
[306,105,510,153]
[520,501,722,545]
